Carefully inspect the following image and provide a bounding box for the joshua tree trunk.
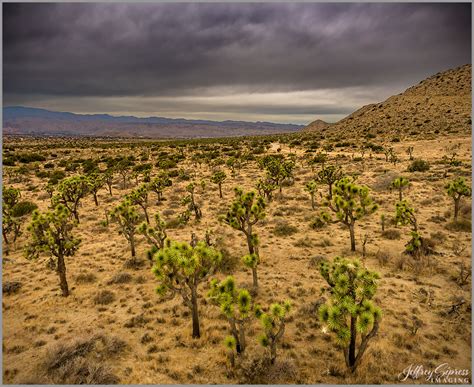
[349,223,356,252]
[399,189,403,202]
[143,206,150,224]
[252,267,258,289]
[311,194,315,210]
[130,235,136,258]
[347,316,357,368]
[73,209,80,224]
[57,254,69,297]
[238,321,246,354]
[108,183,113,196]
[270,341,277,364]
[191,286,200,338]
[454,198,460,221]
[328,183,333,199]
[219,184,223,199]
[93,193,99,206]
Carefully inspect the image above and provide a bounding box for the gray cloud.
[3,2,471,123]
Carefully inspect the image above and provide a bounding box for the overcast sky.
[3,2,471,124]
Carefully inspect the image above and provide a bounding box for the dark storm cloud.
[2,2,471,122]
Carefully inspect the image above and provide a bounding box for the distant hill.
[2,106,304,138]
[303,119,331,132]
[304,64,472,138]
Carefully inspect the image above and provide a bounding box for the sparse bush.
[407,159,430,172]
[94,290,116,305]
[381,229,401,240]
[273,222,298,237]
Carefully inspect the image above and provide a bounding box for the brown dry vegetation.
[2,131,472,384]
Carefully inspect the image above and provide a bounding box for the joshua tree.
[445,177,472,221]
[148,174,172,203]
[211,170,227,199]
[394,200,429,256]
[318,257,382,373]
[182,183,202,220]
[380,214,386,232]
[52,175,90,223]
[391,177,409,201]
[116,159,133,189]
[259,155,295,195]
[2,187,21,245]
[110,199,141,259]
[222,188,266,289]
[87,172,105,206]
[152,240,222,338]
[127,184,150,224]
[316,165,344,199]
[137,212,167,264]
[305,180,318,210]
[323,177,378,251]
[406,146,414,160]
[3,186,21,212]
[255,300,292,364]
[208,276,253,354]
[224,336,237,368]
[104,168,115,196]
[256,178,277,202]
[25,204,81,297]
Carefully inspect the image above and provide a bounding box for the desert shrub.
[239,354,298,384]
[18,152,46,163]
[375,250,390,266]
[408,159,430,172]
[381,229,401,240]
[40,334,125,384]
[75,273,97,284]
[107,272,133,285]
[94,290,116,305]
[273,222,298,237]
[445,219,472,233]
[10,201,38,218]
[2,280,22,295]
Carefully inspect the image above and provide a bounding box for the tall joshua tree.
[87,172,105,206]
[137,212,167,264]
[127,183,150,224]
[52,175,90,223]
[211,170,227,199]
[316,165,344,199]
[323,177,378,251]
[152,240,222,338]
[149,174,172,203]
[222,188,266,289]
[391,177,409,201]
[182,183,202,220]
[208,276,253,354]
[318,257,382,373]
[110,199,141,259]
[445,177,471,221]
[25,204,81,297]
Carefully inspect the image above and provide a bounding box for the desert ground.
[2,132,472,384]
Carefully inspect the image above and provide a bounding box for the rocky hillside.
[305,64,471,138]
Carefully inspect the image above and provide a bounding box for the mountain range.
[2,106,303,138]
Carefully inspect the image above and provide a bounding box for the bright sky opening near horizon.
[3,2,471,125]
